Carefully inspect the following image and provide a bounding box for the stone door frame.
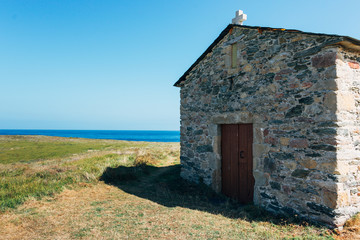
[209,112,267,204]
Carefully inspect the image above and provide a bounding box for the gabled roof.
[174,24,360,87]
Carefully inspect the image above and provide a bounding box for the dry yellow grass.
[1,135,358,239]
[334,215,360,239]
[134,154,156,166]
[0,182,334,240]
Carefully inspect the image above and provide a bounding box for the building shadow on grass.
[100,164,317,227]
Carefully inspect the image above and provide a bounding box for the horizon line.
[0,129,180,131]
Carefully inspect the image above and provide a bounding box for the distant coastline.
[0,129,180,142]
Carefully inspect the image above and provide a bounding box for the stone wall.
[334,49,360,225]
[179,26,360,227]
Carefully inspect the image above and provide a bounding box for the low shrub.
[134,153,158,167]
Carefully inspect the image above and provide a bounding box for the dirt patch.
[0,183,129,239]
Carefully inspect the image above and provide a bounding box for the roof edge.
[174,24,360,87]
[173,24,234,87]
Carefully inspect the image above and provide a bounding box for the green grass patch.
[0,153,130,211]
[0,167,75,210]
[0,135,178,211]
[0,136,111,164]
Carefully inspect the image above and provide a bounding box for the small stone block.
[348,62,360,69]
[289,138,308,148]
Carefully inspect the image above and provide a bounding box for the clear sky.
[1,0,359,130]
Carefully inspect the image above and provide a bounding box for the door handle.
[240,151,245,159]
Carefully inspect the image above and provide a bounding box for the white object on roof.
[232,10,247,25]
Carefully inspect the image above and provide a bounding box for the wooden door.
[221,124,254,204]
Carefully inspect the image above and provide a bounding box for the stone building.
[174,23,360,227]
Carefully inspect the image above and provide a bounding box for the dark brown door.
[221,124,254,204]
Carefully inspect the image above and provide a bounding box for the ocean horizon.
[0,129,180,142]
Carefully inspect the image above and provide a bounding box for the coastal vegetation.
[0,135,356,239]
[0,135,172,211]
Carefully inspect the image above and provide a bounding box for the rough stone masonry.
[174,24,360,228]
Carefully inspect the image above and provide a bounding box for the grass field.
[0,135,358,239]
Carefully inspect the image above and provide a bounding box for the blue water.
[0,129,180,142]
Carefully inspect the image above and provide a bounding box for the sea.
[0,129,180,142]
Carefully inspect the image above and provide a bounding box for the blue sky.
[1,0,360,130]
